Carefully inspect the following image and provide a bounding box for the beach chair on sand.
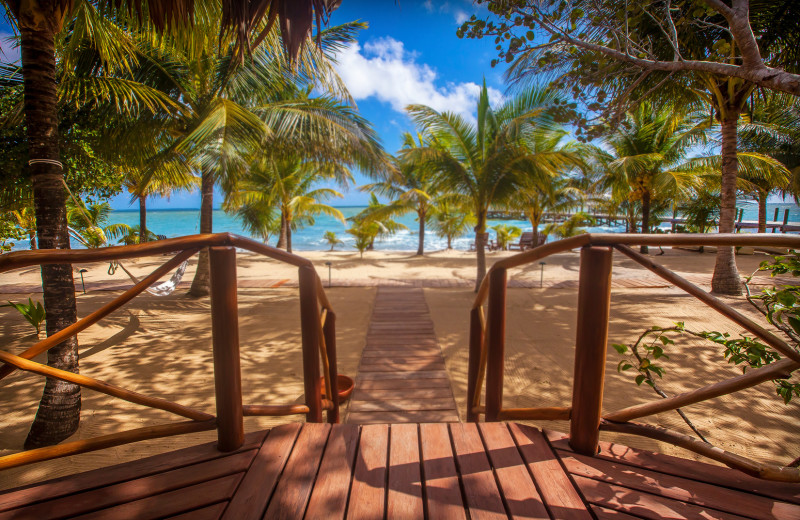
[508,232,534,251]
[469,232,494,251]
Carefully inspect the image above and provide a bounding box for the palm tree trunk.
[758,190,767,233]
[640,190,650,254]
[447,235,452,249]
[474,211,487,292]
[139,195,147,243]
[530,211,541,246]
[711,111,742,295]
[277,211,288,249]
[188,169,213,297]
[416,208,425,256]
[20,23,81,449]
[286,220,292,253]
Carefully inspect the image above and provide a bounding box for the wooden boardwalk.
[346,287,460,425]
[3,422,799,519]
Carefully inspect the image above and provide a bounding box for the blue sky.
[1,1,509,210]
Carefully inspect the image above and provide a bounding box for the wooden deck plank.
[353,388,455,401]
[546,430,800,505]
[263,423,331,520]
[590,505,643,519]
[72,473,243,520]
[559,449,800,520]
[508,423,592,520]
[356,371,450,380]
[347,424,388,520]
[221,423,301,520]
[1,450,255,520]
[354,379,452,391]
[348,411,460,424]
[449,423,507,520]
[387,424,424,519]
[166,502,227,520]
[349,398,457,413]
[573,474,752,520]
[478,422,549,519]
[357,362,446,372]
[0,430,267,513]
[419,423,467,520]
[304,424,360,520]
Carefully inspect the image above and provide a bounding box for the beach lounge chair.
[508,232,534,251]
[469,232,494,251]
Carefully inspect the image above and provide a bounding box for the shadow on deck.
[2,422,798,519]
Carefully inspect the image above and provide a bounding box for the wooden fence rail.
[468,232,800,482]
[0,233,338,470]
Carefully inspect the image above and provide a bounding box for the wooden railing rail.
[467,232,800,482]
[0,233,338,470]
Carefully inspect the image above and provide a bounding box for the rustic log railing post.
[323,310,339,424]
[570,246,613,455]
[485,267,507,422]
[299,265,323,422]
[467,306,483,422]
[209,246,244,451]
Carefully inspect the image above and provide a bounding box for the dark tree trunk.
[711,110,742,295]
[139,195,147,243]
[416,208,425,256]
[640,189,650,254]
[474,210,487,292]
[286,221,292,253]
[447,235,452,249]
[188,169,213,297]
[20,24,81,449]
[530,211,541,246]
[758,190,767,233]
[277,211,288,249]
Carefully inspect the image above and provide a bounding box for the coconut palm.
[10,207,36,249]
[491,224,521,251]
[427,199,475,250]
[224,155,350,253]
[509,176,582,247]
[361,132,436,256]
[324,231,343,251]
[543,212,595,239]
[405,82,567,289]
[3,0,341,448]
[347,193,407,251]
[66,198,132,248]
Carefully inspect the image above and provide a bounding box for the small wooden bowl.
[320,374,355,402]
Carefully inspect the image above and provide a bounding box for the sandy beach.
[1,246,798,490]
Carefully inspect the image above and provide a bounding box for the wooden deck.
[347,287,460,424]
[2,422,799,519]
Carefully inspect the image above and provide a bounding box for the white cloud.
[453,9,470,25]
[335,37,503,122]
[0,32,20,64]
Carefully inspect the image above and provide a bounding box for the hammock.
[108,260,189,297]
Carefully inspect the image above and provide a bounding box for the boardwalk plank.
[419,423,467,520]
[354,388,455,401]
[222,423,301,520]
[347,424,388,520]
[72,473,243,520]
[545,430,800,505]
[348,411,459,424]
[305,424,360,520]
[478,422,549,520]
[350,398,457,413]
[573,475,752,520]
[263,424,331,520]
[590,505,643,519]
[387,424,424,519]
[559,449,800,520]
[508,423,592,520]
[356,371,448,380]
[166,502,227,520]
[0,431,267,512]
[449,423,507,520]
[1,451,255,520]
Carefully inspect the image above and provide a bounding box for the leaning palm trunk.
[139,195,148,243]
[711,113,742,295]
[20,24,81,449]
[277,212,288,250]
[189,169,214,297]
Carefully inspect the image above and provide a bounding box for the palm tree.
[10,207,36,249]
[510,176,582,247]
[324,231,343,251]
[543,212,595,239]
[598,103,709,253]
[491,224,521,251]
[427,199,475,250]
[347,193,407,251]
[405,82,566,289]
[361,132,436,256]
[4,0,341,448]
[66,198,131,248]
[225,155,349,253]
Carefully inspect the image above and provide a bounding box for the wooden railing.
[468,233,800,482]
[0,233,339,470]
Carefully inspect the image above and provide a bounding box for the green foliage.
[0,213,26,253]
[491,224,521,250]
[324,231,343,251]
[3,298,46,335]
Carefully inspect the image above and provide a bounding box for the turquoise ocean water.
[9,201,799,252]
